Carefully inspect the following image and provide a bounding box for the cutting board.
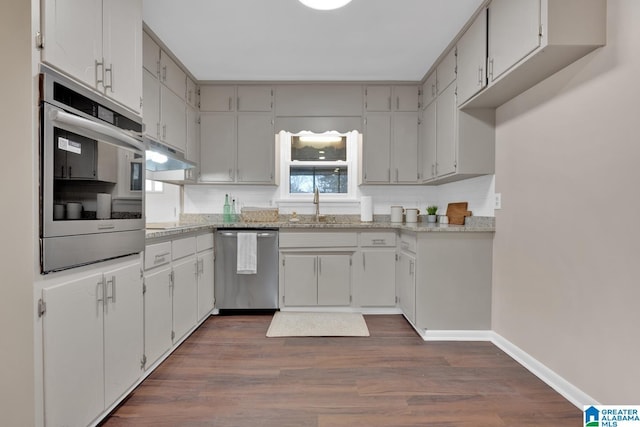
[446,202,472,225]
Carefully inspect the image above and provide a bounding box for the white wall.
[0,0,36,424]
[492,0,640,403]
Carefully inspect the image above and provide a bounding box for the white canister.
[360,196,373,222]
[390,206,403,223]
[405,208,419,223]
[66,202,82,220]
[96,193,112,219]
[53,204,65,220]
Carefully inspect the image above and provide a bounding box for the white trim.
[489,332,600,409]
[279,306,401,315]
[418,329,493,341]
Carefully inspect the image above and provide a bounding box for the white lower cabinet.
[356,232,397,307]
[41,258,143,427]
[143,264,173,368]
[143,231,213,369]
[282,254,352,306]
[396,240,417,325]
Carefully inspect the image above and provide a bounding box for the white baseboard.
[279,306,402,315]
[489,332,599,409]
[418,329,494,341]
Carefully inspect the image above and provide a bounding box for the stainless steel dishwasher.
[215,229,279,311]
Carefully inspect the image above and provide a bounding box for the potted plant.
[426,205,438,223]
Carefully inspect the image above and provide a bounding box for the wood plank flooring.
[101,315,580,426]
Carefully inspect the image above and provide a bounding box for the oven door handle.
[49,108,145,152]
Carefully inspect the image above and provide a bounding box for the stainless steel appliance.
[39,66,145,273]
[215,229,279,311]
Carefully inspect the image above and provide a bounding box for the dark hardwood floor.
[102,315,580,426]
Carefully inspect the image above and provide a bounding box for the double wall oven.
[39,67,145,273]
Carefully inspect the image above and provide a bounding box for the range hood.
[145,138,196,172]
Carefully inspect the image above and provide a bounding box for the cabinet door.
[488,0,540,82]
[103,261,143,406]
[186,105,200,163]
[161,85,187,152]
[186,77,199,108]
[102,0,142,113]
[397,252,416,324]
[237,114,275,183]
[41,0,102,89]
[420,101,437,181]
[436,48,457,94]
[393,86,419,111]
[360,250,396,306]
[160,51,187,100]
[172,256,199,341]
[365,86,391,112]
[457,8,488,106]
[422,72,437,108]
[197,250,215,321]
[200,85,236,112]
[436,83,457,177]
[363,114,391,183]
[237,86,273,112]
[142,31,160,75]
[42,273,104,427]
[143,70,160,140]
[144,266,173,368]
[317,255,351,306]
[199,113,236,182]
[283,255,317,306]
[393,113,419,183]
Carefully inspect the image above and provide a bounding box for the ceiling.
[142,0,485,82]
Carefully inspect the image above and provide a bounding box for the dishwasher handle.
[218,230,277,238]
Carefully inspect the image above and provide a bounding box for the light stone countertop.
[145,214,495,240]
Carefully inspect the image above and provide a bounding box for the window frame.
[277,130,359,202]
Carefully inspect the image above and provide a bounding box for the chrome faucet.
[313,186,320,222]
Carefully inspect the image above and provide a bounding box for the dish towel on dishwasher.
[237,232,257,274]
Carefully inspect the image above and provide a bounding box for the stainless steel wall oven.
[39,67,145,273]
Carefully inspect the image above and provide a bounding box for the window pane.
[291,136,346,161]
[290,166,348,193]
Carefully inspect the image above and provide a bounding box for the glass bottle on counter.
[223,194,231,223]
[231,198,237,222]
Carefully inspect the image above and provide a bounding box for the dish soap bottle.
[223,194,231,223]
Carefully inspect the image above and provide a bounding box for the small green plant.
[426,205,438,215]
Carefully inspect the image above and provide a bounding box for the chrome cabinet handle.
[96,276,105,303]
[372,239,386,245]
[95,59,104,88]
[162,65,167,81]
[478,66,483,86]
[104,64,113,92]
[488,58,494,80]
[106,275,116,303]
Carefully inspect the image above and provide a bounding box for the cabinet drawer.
[145,241,172,269]
[172,236,196,260]
[399,232,417,253]
[279,232,357,248]
[196,232,214,252]
[359,232,396,247]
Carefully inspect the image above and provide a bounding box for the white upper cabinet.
[436,48,457,95]
[41,0,142,114]
[142,70,160,140]
[456,8,488,106]
[237,86,273,112]
[365,86,391,112]
[200,85,236,112]
[142,31,160,75]
[199,113,237,182]
[41,0,102,91]
[464,0,605,108]
[488,0,540,83]
[102,0,142,113]
[393,86,420,111]
[160,85,187,152]
[422,72,437,108]
[186,77,199,109]
[160,51,187,100]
